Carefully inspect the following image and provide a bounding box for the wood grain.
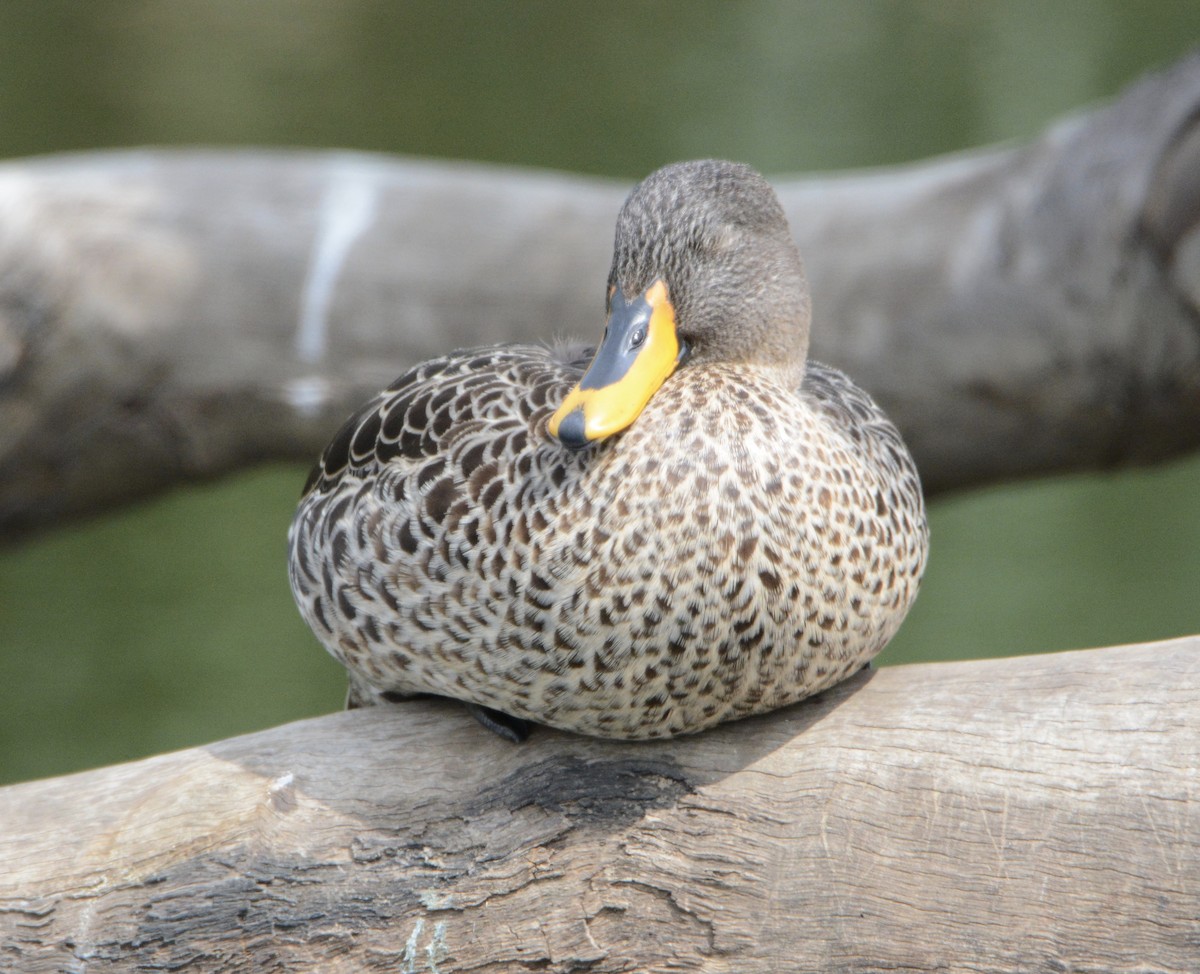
[2,637,1196,972]
[2,54,1200,538]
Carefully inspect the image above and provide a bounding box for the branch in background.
[1,55,1198,540]
[0,638,1194,971]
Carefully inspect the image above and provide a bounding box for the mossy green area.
[2,1,1198,783]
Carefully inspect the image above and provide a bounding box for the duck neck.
[748,239,811,389]
[755,304,810,390]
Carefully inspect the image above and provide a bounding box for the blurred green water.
[1,1,1198,784]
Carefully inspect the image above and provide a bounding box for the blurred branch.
[0,637,1195,971]
[1,53,1199,540]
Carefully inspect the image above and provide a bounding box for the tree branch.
[0,637,1194,971]
[2,55,1199,540]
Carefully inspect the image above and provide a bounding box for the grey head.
[548,160,813,450]
[608,160,811,379]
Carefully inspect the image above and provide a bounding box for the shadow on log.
[1,54,1200,539]
[1,637,1196,971]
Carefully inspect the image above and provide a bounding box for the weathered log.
[2,54,1200,540]
[0,636,1195,972]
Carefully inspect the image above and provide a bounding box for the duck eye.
[630,326,647,348]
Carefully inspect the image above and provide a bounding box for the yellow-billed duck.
[288,159,929,741]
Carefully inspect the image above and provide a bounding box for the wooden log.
[2,53,1200,540]
[1,636,1195,972]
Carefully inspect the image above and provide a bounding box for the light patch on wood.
[282,373,333,419]
[400,918,449,974]
[295,157,379,363]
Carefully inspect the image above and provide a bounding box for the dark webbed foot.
[467,703,532,743]
[350,682,532,742]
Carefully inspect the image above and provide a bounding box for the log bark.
[0,637,1196,973]
[2,55,1200,540]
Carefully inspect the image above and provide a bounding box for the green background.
[2,1,1198,786]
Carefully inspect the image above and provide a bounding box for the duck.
[288,159,929,741]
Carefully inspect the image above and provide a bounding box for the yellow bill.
[549,280,684,450]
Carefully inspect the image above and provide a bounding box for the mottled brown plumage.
[288,160,928,739]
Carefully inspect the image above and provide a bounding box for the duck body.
[289,349,926,739]
[288,160,929,739]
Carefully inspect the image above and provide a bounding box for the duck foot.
[467,703,532,743]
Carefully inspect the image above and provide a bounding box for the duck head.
[550,159,811,450]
